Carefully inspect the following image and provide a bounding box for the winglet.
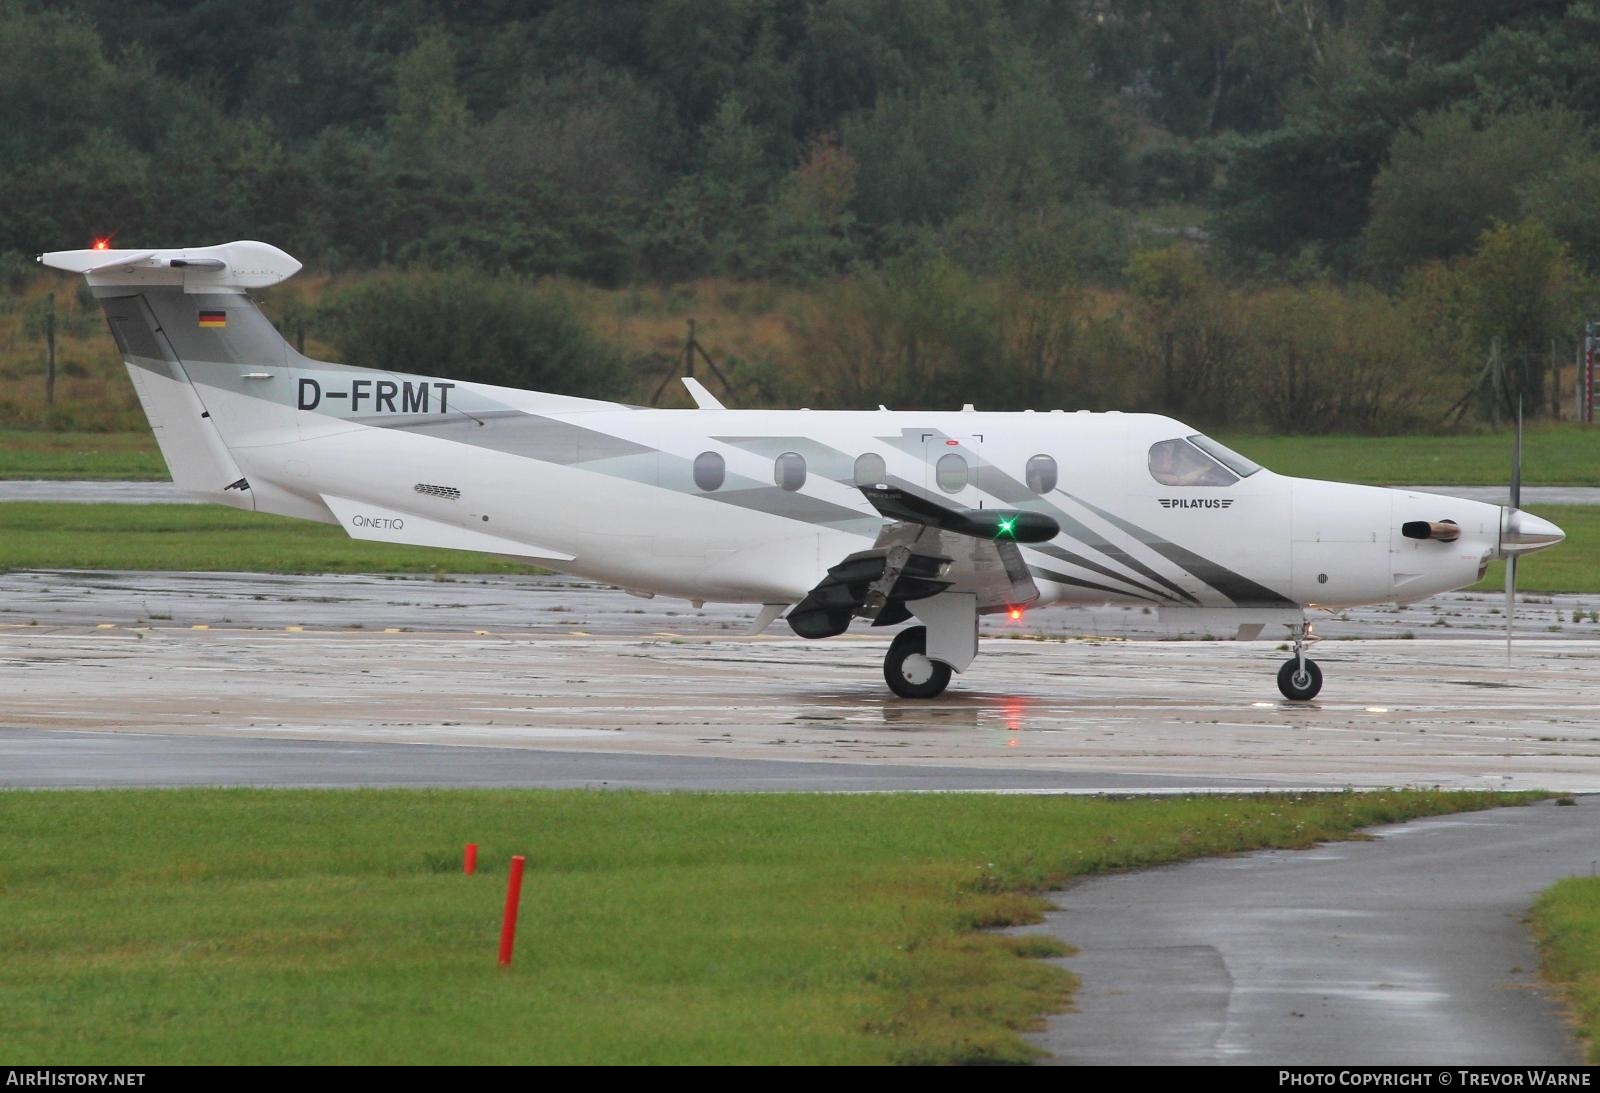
[681,377,726,410]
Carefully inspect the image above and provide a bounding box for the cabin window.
[936,452,969,493]
[775,452,806,491]
[854,452,886,487]
[1025,454,1057,494]
[693,451,726,491]
[1147,438,1238,487]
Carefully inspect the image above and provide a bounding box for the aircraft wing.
[785,485,1046,638]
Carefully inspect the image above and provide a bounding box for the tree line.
[3,0,1598,428]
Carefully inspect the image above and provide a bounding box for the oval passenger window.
[936,452,968,493]
[854,452,886,487]
[693,451,726,491]
[775,452,806,491]
[1025,454,1057,494]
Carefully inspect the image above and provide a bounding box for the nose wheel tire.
[885,625,952,699]
[1277,658,1323,702]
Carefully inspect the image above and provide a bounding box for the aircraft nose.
[1499,508,1565,557]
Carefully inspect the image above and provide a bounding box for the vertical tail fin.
[38,242,303,508]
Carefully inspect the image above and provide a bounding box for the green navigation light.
[996,515,1016,539]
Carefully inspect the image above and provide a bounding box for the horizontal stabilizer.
[321,495,575,563]
[38,241,301,292]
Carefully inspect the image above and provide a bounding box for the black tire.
[1277,658,1323,702]
[884,625,952,699]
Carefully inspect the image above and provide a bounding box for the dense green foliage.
[317,269,624,396]
[7,1,1600,426]
[0,788,1516,1063]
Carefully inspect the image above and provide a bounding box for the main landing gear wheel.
[884,625,952,699]
[1277,658,1323,702]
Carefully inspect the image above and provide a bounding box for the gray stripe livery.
[94,281,1289,610]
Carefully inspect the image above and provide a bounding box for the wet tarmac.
[1,570,1597,792]
[3,568,1597,642]
[0,480,198,504]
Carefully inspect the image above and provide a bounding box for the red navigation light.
[92,237,110,251]
[945,439,959,446]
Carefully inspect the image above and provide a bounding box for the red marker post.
[464,843,477,875]
[498,855,526,966]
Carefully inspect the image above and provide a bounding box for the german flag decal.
[197,310,227,328]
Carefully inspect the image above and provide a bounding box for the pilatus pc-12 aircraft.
[41,240,1566,701]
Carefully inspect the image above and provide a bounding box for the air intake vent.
[415,483,461,500]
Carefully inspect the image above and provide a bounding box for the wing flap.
[787,488,1047,638]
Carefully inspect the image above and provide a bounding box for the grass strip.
[0,788,1521,1065]
[1,501,1595,594]
[1532,877,1600,1063]
[4,427,1600,485]
[0,430,167,480]
[0,502,539,574]
[1216,427,1600,487]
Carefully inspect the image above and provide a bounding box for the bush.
[791,253,1119,412]
[1240,285,1438,433]
[317,269,626,399]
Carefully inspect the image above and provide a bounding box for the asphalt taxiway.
[2,570,1598,792]
[1031,798,1595,1065]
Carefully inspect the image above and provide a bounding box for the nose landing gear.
[1277,621,1322,701]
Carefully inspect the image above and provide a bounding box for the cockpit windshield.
[1187,434,1262,478]
[1148,434,1262,487]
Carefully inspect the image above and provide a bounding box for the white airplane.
[40,240,1566,701]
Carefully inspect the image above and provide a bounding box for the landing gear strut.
[1277,621,1322,702]
[884,625,952,699]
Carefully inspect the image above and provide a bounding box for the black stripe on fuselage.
[1059,490,1297,608]
[1027,565,1162,604]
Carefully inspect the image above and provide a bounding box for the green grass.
[0,788,1519,1065]
[4,425,1600,485]
[1,500,1593,593]
[1216,426,1600,486]
[1532,876,1600,1063]
[0,502,541,574]
[0,429,166,479]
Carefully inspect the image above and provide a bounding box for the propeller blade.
[1511,396,1523,511]
[1506,394,1523,662]
[1505,554,1517,662]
